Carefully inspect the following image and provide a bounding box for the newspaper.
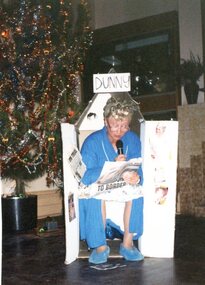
[67,146,86,182]
[67,146,143,202]
[79,158,143,202]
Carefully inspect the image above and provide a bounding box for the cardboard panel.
[61,123,80,265]
[139,121,178,258]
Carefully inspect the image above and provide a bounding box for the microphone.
[116,140,123,155]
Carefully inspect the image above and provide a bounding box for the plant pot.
[184,81,199,104]
[2,195,37,233]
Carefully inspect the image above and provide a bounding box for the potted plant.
[1,159,45,233]
[179,52,205,104]
[1,185,39,234]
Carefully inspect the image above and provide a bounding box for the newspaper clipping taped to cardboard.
[67,146,86,182]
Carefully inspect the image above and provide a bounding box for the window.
[83,12,179,120]
[99,32,174,97]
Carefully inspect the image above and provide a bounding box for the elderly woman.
[79,94,144,264]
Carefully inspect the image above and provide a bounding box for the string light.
[0,0,93,187]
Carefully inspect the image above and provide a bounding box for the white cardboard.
[77,93,111,131]
[139,121,178,258]
[61,123,80,264]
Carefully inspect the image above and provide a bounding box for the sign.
[93,73,130,93]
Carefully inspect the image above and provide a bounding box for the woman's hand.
[122,171,140,185]
[115,154,126,161]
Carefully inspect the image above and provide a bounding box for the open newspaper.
[67,146,143,202]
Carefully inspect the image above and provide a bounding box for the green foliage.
[179,51,205,84]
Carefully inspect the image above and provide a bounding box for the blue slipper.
[89,246,110,264]
[119,244,144,261]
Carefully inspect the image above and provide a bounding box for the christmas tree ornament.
[0,0,93,196]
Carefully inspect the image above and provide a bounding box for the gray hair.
[103,93,138,120]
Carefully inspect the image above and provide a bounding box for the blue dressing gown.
[79,126,144,249]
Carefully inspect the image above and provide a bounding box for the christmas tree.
[0,0,92,195]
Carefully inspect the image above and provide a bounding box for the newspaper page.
[67,146,86,182]
[79,158,143,202]
[67,146,143,202]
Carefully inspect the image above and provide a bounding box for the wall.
[30,190,63,219]
[178,0,204,104]
[177,103,205,217]
[93,0,178,29]
[92,0,204,104]
[2,174,56,195]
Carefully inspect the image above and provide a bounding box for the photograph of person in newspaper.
[79,93,144,264]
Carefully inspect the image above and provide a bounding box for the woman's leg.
[83,199,107,249]
[123,200,134,248]
[120,199,144,261]
[88,200,110,264]
[96,200,107,252]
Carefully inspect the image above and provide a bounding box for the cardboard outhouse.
[61,74,178,265]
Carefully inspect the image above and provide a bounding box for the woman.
[79,94,144,264]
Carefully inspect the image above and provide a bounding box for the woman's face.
[105,116,130,144]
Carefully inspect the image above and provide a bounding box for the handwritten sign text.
[93,73,130,93]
